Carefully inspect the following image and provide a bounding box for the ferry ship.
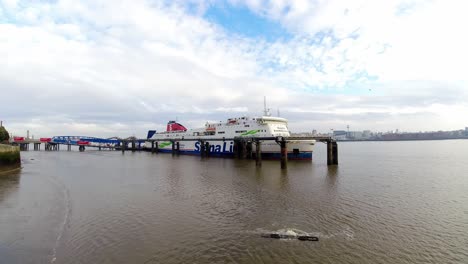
[145,114,315,160]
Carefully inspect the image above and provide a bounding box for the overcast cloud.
[1,0,467,138]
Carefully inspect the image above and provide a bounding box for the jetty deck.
[11,136,339,168]
[120,136,339,168]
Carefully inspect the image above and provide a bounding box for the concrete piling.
[327,140,338,165]
[255,140,262,167]
[241,140,247,159]
[205,142,210,157]
[280,138,288,169]
[246,141,253,159]
[233,140,238,158]
[200,140,206,157]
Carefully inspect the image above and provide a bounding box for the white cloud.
[1,0,467,138]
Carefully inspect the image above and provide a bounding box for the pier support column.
[131,141,136,152]
[255,140,262,167]
[233,140,238,158]
[171,141,176,155]
[200,141,205,157]
[155,142,158,153]
[332,141,338,165]
[67,144,71,151]
[176,142,180,155]
[20,143,29,151]
[205,142,210,157]
[327,140,338,165]
[121,141,126,153]
[280,139,288,169]
[246,141,253,159]
[241,141,247,159]
[151,141,155,153]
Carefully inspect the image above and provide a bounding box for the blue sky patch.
[203,3,292,42]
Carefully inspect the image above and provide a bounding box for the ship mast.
[263,96,271,116]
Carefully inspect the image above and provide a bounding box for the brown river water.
[0,140,467,264]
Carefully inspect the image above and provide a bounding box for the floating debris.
[260,229,319,241]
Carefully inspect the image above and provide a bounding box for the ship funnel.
[167,121,187,132]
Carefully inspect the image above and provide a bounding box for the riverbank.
[0,144,21,171]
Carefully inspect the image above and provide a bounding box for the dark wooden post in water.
[246,141,253,159]
[233,140,238,158]
[176,142,180,155]
[171,141,176,155]
[34,143,41,151]
[155,142,158,153]
[205,142,210,157]
[255,140,262,167]
[19,143,29,151]
[131,141,136,152]
[151,141,155,153]
[241,140,247,159]
[121,141,126,153]
[327,140,339,165]
[200,140,205,157]
[280,138,288,169]
[67,144,71,151]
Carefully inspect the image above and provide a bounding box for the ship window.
[245,125,250,127]
[218,131,225,134]
[235,130,247,133]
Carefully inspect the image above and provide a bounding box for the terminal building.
[333,130,347,140]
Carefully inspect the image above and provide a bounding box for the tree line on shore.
[0,124,10,143]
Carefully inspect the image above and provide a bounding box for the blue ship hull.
[153,149,312,160]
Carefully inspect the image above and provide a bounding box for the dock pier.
[11,135,339,168]
[119,136,339,167]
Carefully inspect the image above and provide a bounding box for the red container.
[40,138,52,142]
[13,136,25,141]
[77,141,90,145]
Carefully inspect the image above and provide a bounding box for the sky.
[1,0,467,138]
